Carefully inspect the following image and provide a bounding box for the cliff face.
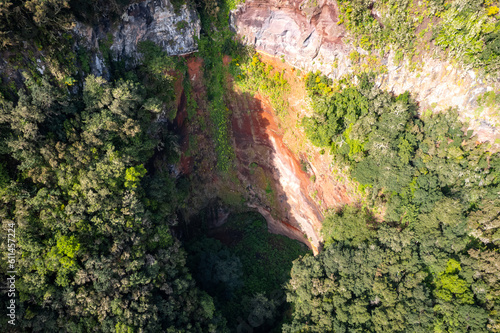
[76,0,336,250]
[225,56,360,252]
[231,0,347,76]
[74,0,200,77]
[111,0,200,60]
[231,0,500,147]
[227,83,325,252]
[173,56,332,253]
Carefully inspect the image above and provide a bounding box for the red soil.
[176,53,358,254]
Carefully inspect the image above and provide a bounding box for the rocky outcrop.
[231,0,500,147]
[73,0,200,76]
[111,0,200,61]
[231,0,348,77]
[377,52,499,147]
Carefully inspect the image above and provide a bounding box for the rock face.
[227,87,325,253]
[377,53,499,146]
[72,21,111,79]
[73,0,200,77]
[111,0,200,61]
[232,0,348,77]
[231,0,500,147]
[178,56,359,253]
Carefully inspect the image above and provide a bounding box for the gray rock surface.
[72,21,108,79]
[73,0,200,75]
[111,0,200,61]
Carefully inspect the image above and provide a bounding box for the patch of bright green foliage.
[477,89,500,107]
[124,164,147,188]
[230,53,291,117]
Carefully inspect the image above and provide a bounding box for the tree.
[0,74,225,332]
[321,205,375,247]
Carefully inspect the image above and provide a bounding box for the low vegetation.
[230,54,291,117]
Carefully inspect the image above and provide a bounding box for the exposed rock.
[231,0,500,147]
[375,52,499,147]
[232,0,349,77]
[227,86,326,253]
[72,21,111,80]
[73,21,99,50]
[177,56,334,253]
[111,0,200,61]
[73,0,200,76]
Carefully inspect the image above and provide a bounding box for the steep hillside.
[0,0,499,332]
[231,0,500,149]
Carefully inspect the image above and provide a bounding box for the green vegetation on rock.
[338,0,500,75]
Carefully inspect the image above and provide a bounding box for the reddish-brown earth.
[224,54,363,253]
[175,55,361,253]
[253,53,361,212]
[228,86,323,252]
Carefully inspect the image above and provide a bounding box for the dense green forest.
[186,212,309,332]
[0,0,304,331]
[0,73,223,332]
[293,73,500,332]
[0,0,226,331]
[0,0,499,332]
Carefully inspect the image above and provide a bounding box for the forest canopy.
[0,0,499,332]
[290,72,500,332]
[0,73,224,331]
